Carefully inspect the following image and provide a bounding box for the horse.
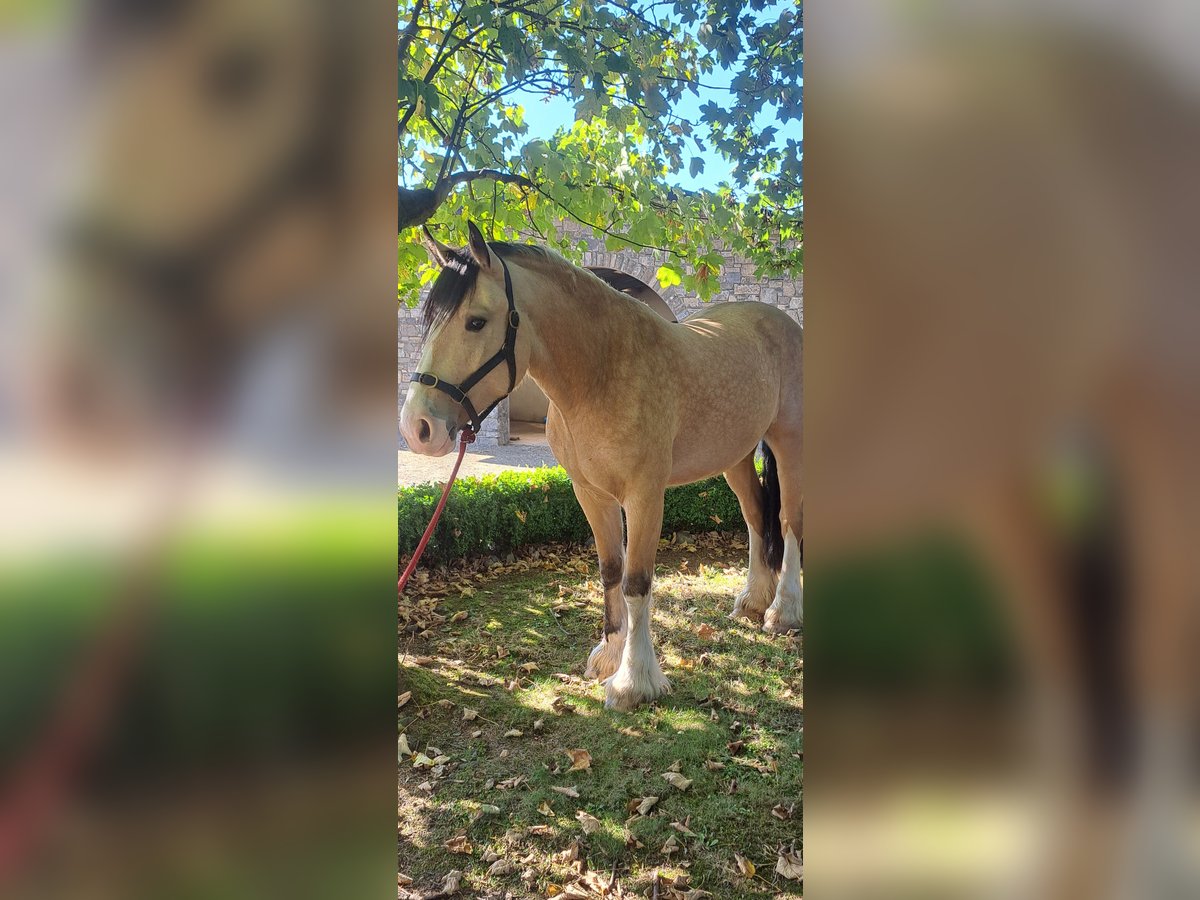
[400,222,803,711]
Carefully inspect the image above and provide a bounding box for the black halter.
[410,257,521,434]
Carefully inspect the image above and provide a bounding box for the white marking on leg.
[605,592,670,710]
[731,528,778,622]
[764,531,803,633]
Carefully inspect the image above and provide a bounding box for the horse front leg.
[605,488,671,711]
[572,481,627,682]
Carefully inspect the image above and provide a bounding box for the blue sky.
[509,1,801,193]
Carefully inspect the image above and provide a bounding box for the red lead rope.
[398,428,475,595]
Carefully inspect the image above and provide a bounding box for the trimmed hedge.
[398,465,747,566]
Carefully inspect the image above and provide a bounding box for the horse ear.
[466,220,492,269]
[420,226,452,267]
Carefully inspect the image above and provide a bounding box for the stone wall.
[399,228,802,447]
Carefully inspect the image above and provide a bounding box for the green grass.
[399,536,803,898]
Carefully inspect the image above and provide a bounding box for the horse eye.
[465,317,487,332]
[204,45,269,108]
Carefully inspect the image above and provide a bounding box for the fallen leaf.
[565,749,592,771]
[662,772,693,791]
[734,854,756,878]
[553,841,580,864]
[443,834,473,855]
[398,734,411,757]
[462,708,478,721]
[703,759,724,771]
[775,849,804,881]
[398,691,412,708]
[671,819,697,836]
[551,785,580,798]
[697,623,717,641]
[398,873,412,886]
[575,810,602,833]
[514,509,527,524]
[413,752,434,768]
[661,834,679,856]
[488,858,516,876]
[519,662,540,673]
[449,610,468,623]
[504,729,523,738]
[667,759,683,773]
[636,796,659,816]
[771,802,795,821]
[538,801,555,817]
[424,869,462,899]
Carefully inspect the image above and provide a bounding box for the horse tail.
[760,441,784,572]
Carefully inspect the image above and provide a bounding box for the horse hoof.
[731,585,772,623]
[585,638,623,682]
[603,670,671,711]
[763,612,802,635]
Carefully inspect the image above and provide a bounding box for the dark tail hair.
[760,441,784,572]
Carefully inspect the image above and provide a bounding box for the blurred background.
[808,1,1200,897]
[0,1,396,897]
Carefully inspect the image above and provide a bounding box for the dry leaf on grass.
[565,749,592,771]
[634,796,659,816]
[661,834,679,856]
[420,869,463,900]
[575,810,602,833]
[775,849,804,881]
[538,801,555,817]
[519,662,540,673]
[462,708,478,721]
[487,858,516,877]
[661,772,693,791]
[443,835,473,855]
[696,623,717,640]
[398,873,412,886]
[771,802,795,821]
[399,691,412,708]
[398,734,411,757]
[551,785,580,798]
[670,818,697,836]
[448,610,468,622]
[734,854,755,878]
[504,729,523,738]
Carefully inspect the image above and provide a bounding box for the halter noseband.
[409,256,521,434]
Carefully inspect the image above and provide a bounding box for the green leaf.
[656,265,683,289]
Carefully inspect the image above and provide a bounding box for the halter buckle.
[508,309,520,329]
[418,373,439,388]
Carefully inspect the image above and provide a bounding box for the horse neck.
[517,263,631,414]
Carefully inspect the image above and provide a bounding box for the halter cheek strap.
[409,256,520,434]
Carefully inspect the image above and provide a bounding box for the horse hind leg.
[724,448,779,623]
[763,435,803,634]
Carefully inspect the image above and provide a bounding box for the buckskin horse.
[400,223,803,711]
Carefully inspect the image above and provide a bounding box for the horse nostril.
[418,418,431,444]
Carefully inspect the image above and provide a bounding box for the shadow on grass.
[399,546,804,899]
